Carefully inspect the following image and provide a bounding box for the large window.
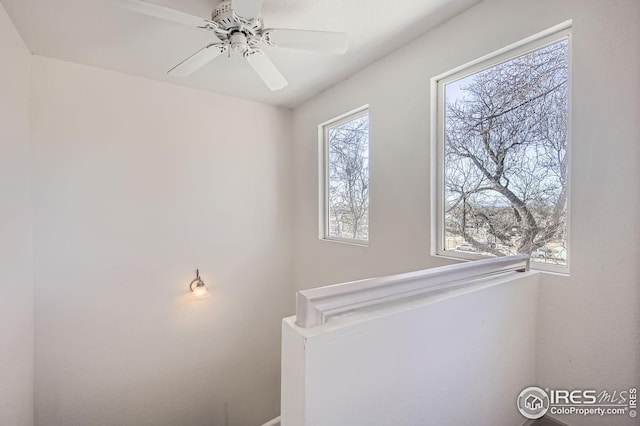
[321,107,370,244]
[434,27,571,272]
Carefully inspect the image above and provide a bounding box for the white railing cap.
[296,255,530,328]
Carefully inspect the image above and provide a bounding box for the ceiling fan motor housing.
[213,1,262,30]
[212,1,234,26]
[208,0,263,55]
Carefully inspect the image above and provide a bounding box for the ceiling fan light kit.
[119,0,349,91]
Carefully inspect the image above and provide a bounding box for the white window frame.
[319,105,370,246]
[430,22,572,274]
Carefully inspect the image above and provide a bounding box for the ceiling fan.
[118,0,349,90]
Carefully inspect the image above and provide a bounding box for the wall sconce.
[189,269,209,298]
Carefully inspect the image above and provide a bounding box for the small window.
[320,107,370,244]
[433,26,571,272]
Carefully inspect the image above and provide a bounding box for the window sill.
[431,252,569,276]
[321,237,369,247]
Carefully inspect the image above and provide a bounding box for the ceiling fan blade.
[168,44,227,77]
[117,0,215,29]
[244,50,288,91]
[264,29,348,54]
[232,0,264,18]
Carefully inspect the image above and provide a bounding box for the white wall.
[292,0,640,425]
[30,57,293,426]
[0,3,34,426]
[282,272,540,426]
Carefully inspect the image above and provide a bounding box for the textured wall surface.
[0,3,34,425]
[30,57,294,426]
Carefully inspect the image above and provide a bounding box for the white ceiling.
[1,0,481,108]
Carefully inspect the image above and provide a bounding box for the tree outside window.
[441,37,569,267]
[324,110,369,243]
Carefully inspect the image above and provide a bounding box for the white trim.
[430,74,439,257]
[430,23,572,274]
[318,105,370,245]
[317,121,326,241]
[321,235,369,247]
[295,254,530,328]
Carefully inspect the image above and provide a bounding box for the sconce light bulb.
[189,270,209,298]
[192,282,208,298]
